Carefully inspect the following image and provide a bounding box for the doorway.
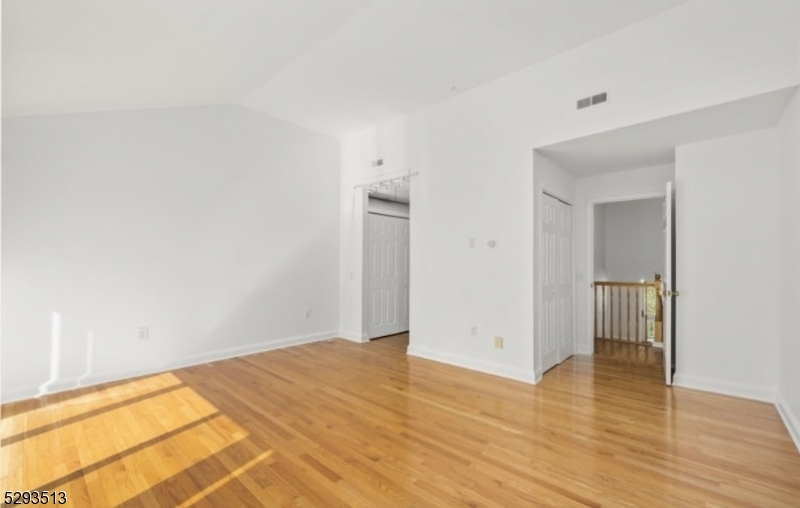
[365,180,410,340]
[591,197,664,364]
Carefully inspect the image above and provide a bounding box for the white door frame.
[584,191,666,354]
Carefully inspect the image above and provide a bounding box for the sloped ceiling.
[2,0,688,137]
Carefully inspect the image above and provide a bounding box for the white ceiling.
[537,87,799,177]
[1,0,370,119]
[3,0,689,137]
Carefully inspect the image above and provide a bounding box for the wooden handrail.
[594,281,651,287]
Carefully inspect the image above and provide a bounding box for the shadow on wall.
[37,312,96,397]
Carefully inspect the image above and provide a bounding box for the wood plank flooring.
[2,334,799,507]
[594,337,663,365]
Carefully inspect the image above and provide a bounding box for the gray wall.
[596,198,664,282]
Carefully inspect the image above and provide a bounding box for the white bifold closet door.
[368,213,410,339]
[541,193,573,373]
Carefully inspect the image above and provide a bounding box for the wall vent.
[577,92,608,110]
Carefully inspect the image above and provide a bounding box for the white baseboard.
[1,385,46,404]
[776,393,800,453]
[172,330,338,367]
[339,330,370,343]
[1,330,338,404]
[673,373,776,403]
[407,345,536,384]
[576,345,594,355]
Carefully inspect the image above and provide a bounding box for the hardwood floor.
[594,337,663,365]
[2,334,799,507]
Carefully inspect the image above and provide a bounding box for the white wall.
[674,128,781,401]
[778,86,800,448]
[775,1,800,452]
[2,105,340,401]
[593,205,607,281]
[600,198,664,282]
[340,0,799,381]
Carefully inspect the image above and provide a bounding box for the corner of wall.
[776,393,800,453]
[672,373,776,403]
[339,330,370,343]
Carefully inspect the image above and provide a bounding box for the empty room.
[2,1,800,506]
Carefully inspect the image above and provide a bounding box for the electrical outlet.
[138,327,149,340]
[304,308,312,319]
[494,336,503,349]
[470,326,478,337]
[468,238,475,249]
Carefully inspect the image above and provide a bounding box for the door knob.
[667,290,680,297]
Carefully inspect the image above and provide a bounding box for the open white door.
[367,213,409,339]
[663,182,676,385]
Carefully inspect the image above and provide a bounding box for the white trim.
[2,385,51,403]
[776,393,800,453]
[407,345,537,385]
[1,330,339,404]
[576,345,594,355]
[584,201,596,355]
[673,373,776,403]
[588,191,667,206]
[339,330,370,343]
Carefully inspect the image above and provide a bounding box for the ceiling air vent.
[577,92,608,110]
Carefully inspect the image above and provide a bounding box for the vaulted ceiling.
[3,0,688,137]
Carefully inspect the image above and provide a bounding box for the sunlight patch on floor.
[0,380,249,505]
[1,373,184,440]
